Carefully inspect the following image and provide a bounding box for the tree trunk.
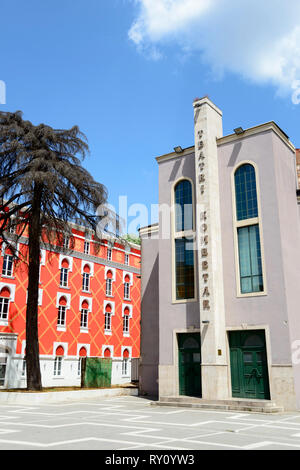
[25,184,42,391]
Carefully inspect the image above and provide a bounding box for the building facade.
[0,223,141,389]
[139,96,300,411]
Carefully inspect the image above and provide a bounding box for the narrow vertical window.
[82,265,90,292]
[173,180,195,301]
[57,297,67,328]
[104,304,112,332]
[123,307,130,335]
[54,346,64,376]
[84,241,90,255]
[0,287,10,322]
[80,301,89,330]
[234,164,265,295]
[107,247,112,261]
[60,259,69,288]
[106,271,113,296]
[124,275,130,300]
[125,253,129,266]
[2,254,13,277]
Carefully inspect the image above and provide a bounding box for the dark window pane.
[235,164,258,221]
[175,180,193,232]
[238,225,264,294]
[175,238,195,300]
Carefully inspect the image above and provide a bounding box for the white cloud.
[128,0,300,102]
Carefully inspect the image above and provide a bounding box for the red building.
[0,222,141,388]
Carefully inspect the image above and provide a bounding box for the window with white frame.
[125,253,129,266]
[54,356,62,376]
[124,276,130,300]
[107,247,112,261]
[60,260,69,288]
[2,254,13,277]
[78,347,87,376]
[122,349,130,376]
[80,308,89,329]
[82,272,90,292]
[123,314,129,334]
[54,346,64,376]
[0,287,10,321]
[57,298,67,328]
[105,270,113,296]
[84,241,90,255]
[104,310,111,332]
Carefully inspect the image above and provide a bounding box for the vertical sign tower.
[193,96,229,400]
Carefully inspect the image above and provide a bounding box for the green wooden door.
[229,330,270,400]
[178,333,201,397]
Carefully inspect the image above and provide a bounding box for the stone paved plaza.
[0,395,299,450]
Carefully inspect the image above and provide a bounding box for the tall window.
[173,180,195,301]
[60,259,69,287]
[82,265,90,292]
[124,275,130,300]
[0,288,10,321]
[54,346,64,376]
[80,301,89,329]
[57,297,67,328]
[122,349,129,376]
[2,254,13,277]
[234,164,264,295]
[84,241,90,255]
[106,271,113,296]
[107,248,112,261]
[63,236,69,250]
[78,347,87,376]
[104,304,112,332]
[125,253,129,266]
[123,309,129,335]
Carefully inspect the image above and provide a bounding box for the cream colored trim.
[231,160,268,298]
[171,177,197,304]
[156,147,195,164]
[217,121,295,153]
[139,224,159,237]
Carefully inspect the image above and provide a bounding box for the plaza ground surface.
[0,395,299,450]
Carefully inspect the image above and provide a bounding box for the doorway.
[178,333,201,397]
[229,330,270,400]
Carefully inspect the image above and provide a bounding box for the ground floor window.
[0,356,7,386]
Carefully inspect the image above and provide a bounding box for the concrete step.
[152,396,284,413]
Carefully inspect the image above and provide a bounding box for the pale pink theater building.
[139,96,300,412]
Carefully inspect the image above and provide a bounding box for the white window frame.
[107,248,112,261]
[84,240,90,255]
[2,254,13,277]
[54,356,62,376]
[0,297,9,322]
[82,272,90,292]
[60,267,69,288]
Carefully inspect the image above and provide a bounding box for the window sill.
[80,328,89,334]
[59,286,70,290]
[0,320,8,327]
[1,275,15,280]
[104,330,112,336]
[105,294,114,298]
[52,376,64,379]
[57,326,66,332]
[82,290,91,294]
[123,333,130,338]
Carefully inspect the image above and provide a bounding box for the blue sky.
[1,0,300,232]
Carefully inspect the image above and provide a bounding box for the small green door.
[229,330,270,400]
[178,333,201,397]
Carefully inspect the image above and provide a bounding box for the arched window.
[106,270,113,296]
[173,179,196,302]
[124,275,130,300]
[122,349,129,376]
[233,163,265,295]
[80,300,89,329]
[0,287,10,321]
[54,346,64,376]
[60,259,69,288]
[174,179,193,232]
[82,265,90,292]
[57,296,67,328]
[78,347,87,376]
[104,304,112,332]
[123,307,130,335]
